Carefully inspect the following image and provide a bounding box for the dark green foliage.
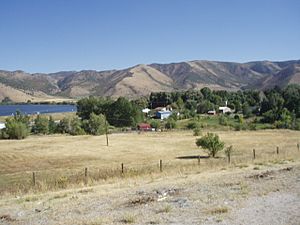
[0,111,30,140]
[48,116,57,134]
[193,127,202,136]
[5,121,29,139]
[32,115,49,134]
[77,96,143,127]
[165,118,177,129]
[69,117,86,135]
[84,113,106,135]
[57,117,72,134]
[196,133,225,157]
[149,119,160,130]
[1,96,13,103]
[187,121,200,129]
[218,115,229,126]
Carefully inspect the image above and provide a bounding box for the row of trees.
[148,85,300,128]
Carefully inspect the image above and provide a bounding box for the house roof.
[138,123,151,128]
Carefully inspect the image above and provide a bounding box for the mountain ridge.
[0,59,299,102]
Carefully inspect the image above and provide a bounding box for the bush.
[196,133,225,157]
[187,121,200,130]
[218,115,229,126]
[84,113,106,135]
[5,121,29,139]
[165,118,177,129]
[69,117,86,135]
[32,115,49,134]
[149,119,160,130]
[193,127,202,136]
[2,111,30,139]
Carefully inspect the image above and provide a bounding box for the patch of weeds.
[254,162,267,166]
[129,195,155,206]
[206,206,229,215]
[120,214,136,224]
[26,196,39,202]
[0,214,16,222]
[55,176,68,189]
[253,166,260,170]
[78,188,94,194]
[49,193,68,201]
[157,205,172,213]
[239,182,249,196]
[236,164,248,169]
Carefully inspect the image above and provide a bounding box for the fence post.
[228,152,231,164]
[198,155,200,165]
[32,172,36,186]
[121,163,124,175]
[84,168,88,185]
[297,143,299,152]
[159,160,163,172]
[276,146,279,155]
[253,149,256,160]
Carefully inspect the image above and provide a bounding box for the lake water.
[0,104,77,116]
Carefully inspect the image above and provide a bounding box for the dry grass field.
[0,129,299,195]
[0,129,300,224]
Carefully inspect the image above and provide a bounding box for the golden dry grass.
[0,130,299,194]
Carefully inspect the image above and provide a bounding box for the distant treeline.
[1,84,299,139]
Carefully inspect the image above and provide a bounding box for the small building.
[0,122,5,130]
[207,110,216,115]
[156,110,172,120]
[142,108,151,114]
[137,123,152,131]
[219,106,232,114]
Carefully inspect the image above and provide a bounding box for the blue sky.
[0,0,299,73]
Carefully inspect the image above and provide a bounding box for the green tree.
[32,115,49,134]
[69,117,86,135]
[4,119,29,139]
[84,113,106,135]
[196,133,225,157]
[1,111,30,139]
[48,116,57,134]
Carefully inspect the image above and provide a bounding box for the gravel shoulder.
[1,161,300,225]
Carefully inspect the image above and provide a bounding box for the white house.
[156,110,172,120]
[142,108,151,114]
[218,106,232,114]
[0,122,6,130]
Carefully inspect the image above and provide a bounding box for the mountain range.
[0,59,299,102]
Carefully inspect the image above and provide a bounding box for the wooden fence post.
[228,152,231,164]
[121,163,124,175]
[198,155,200,165]
[84,168,88,185]
[159,160,163,172]
[32,172,36,186]
[276,146,279,155]
[297,143,299,152]
[253,149,256,160]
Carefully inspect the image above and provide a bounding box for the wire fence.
[1,144,299,195]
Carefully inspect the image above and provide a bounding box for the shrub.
[218,115,229,126]
[149,119,160,130]
[196,133,225,157]
[193,127,202,136]
[32,115,49,134]
[165,118,177,129]
[69,117,86,135]
[5,120,29,139]
[84,113,106,135]
[187,121,200,130]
